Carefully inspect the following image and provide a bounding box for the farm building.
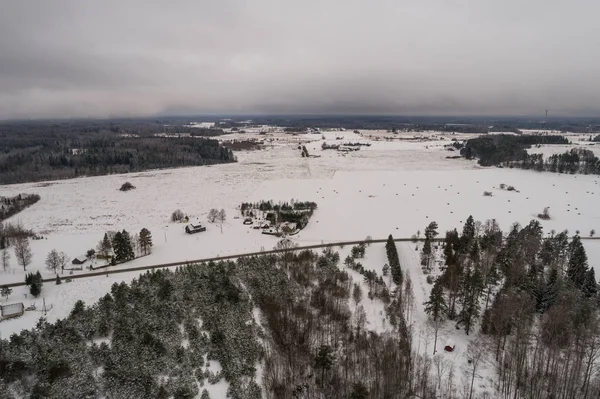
[1,302,24,320]
[72,255,88,265]
[185,222,206,234]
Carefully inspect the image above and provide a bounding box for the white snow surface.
[0,130,599,397]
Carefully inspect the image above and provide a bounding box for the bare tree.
[58,252,69,273]
[464,339,485,399]
[1,248,9,271]
[207,208,219,223]
[216,209,226,233]
[14,237,32,271]
[45,249,61,273]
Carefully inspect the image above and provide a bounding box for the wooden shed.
[1,302,24,320]
[72,255,88,265]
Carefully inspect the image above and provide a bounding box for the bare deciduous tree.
[14,237,32,271]
[1,248,9,271]
[216,209,226,233]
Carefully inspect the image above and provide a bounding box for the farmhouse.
[72,255,88,265]
[185,222,206,234]
[1,302,24,320]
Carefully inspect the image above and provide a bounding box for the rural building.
[72,255,88,265]
[185,222,206,234]
[1,302,24,320]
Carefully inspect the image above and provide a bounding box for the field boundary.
[4,236,599,288]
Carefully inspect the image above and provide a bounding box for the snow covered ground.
[1,129,599,397]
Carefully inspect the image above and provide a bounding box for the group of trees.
[45,249,69,274]
[25,271,44,297]
[0,194,41,222]
[0,120,235,184]
[96,228,153,264]
[461,134,569,166]
[424,214,600,397]
[462,134,600,175]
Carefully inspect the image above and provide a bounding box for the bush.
[537,206,551,220]
[426,275,434,284]
[171,209,185,222]
[119,182,135,191]
[483,191,493,197]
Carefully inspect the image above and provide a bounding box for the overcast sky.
[1,0,599,119]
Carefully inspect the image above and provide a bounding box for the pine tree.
[30,272,43,297]
[385,235,403,285]
[55,274,62,285]
[457,264,482,335]
[349,382,369,399]
[121,230,135,260]
[138,228,153,255]
[98,233,112,258]
[112,231,125,262]
[424,278,447,353]
[567,236,588,289]
[582,268,597,298]
[314,345,334,387]
[460,215,476,251]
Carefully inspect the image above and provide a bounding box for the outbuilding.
[72,255,88,265]
[186,223,207,234]
[1,302,24,320]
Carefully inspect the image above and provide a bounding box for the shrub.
[483,191,493,197]
[537,207,551,220]
[171,209,185,222]
[426,275,434,284]
[119,182,135,191]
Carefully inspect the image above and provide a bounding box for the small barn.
[444,340,455,352]
[1,303,24,320]
[186,223,206,234]
[72,255,88,265]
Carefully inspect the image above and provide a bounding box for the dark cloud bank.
[1,0,599,119]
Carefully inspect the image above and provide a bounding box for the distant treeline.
[0,194,40,222]
[462,134,600,175]
[215,115,600,133]
[0,120,234,184]
[461,134,569,166]
[512,148,600,175]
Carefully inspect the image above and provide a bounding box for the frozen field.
[1,130,599,326]
[1,130,599,397]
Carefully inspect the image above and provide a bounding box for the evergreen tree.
[424,278,447,353]
[314,345,334,387]
[113,230,135,263]
[349,382,369,399]
[56,274,62,285]
[582,268,597,298]
[385,235,403,285]
[121,230,135,260]
[98,233,112,258]
[138,228,153,255]
[460,215,476,251]
[30,272,43,297]
[567,236,588,289]
[456,264,482,335]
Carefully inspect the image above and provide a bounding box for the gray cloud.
[1,0,599,119]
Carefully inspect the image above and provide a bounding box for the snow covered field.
[1,129,599,397]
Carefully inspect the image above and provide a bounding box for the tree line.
[423,215,600,398]
[0,194,41,222]
[0,122,235,184]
